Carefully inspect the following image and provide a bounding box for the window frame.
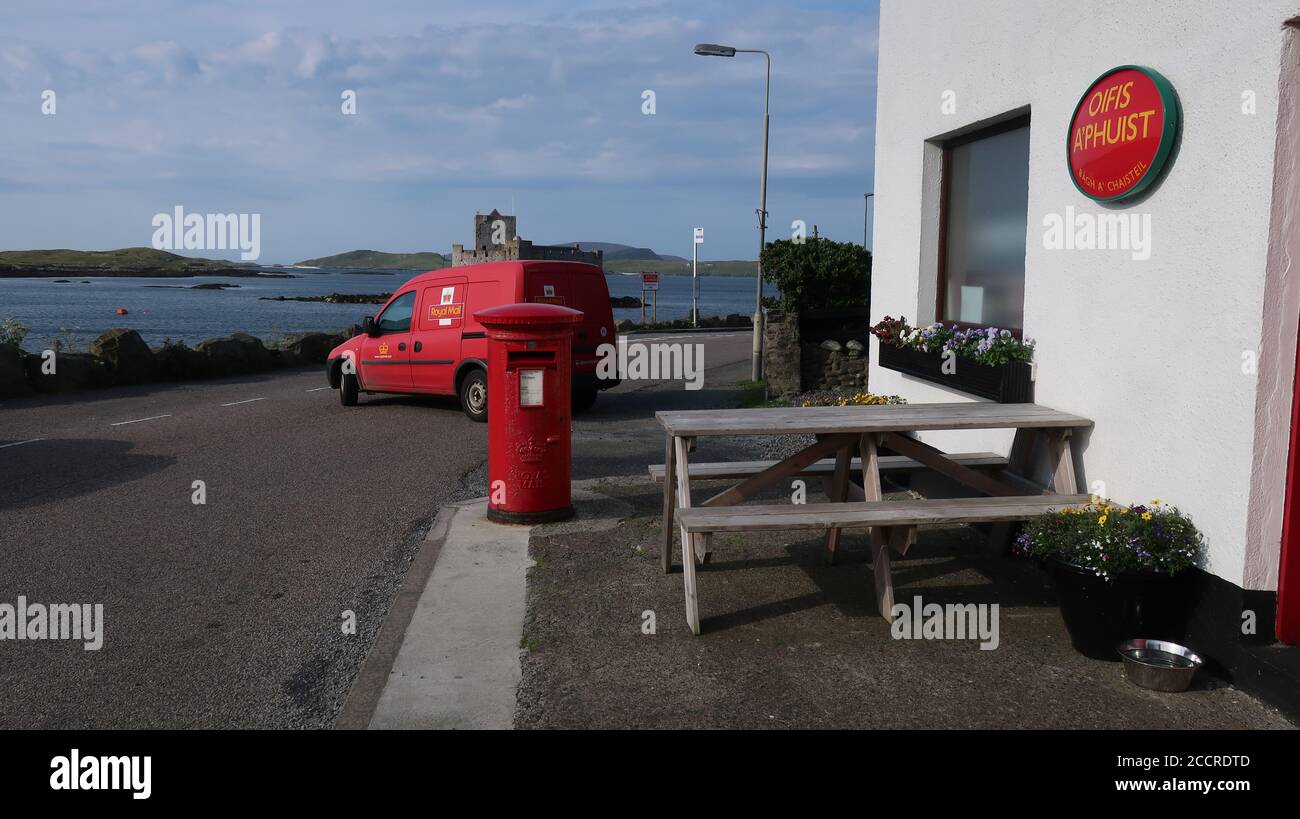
[935,113,1031,337]
[376,290,418,334]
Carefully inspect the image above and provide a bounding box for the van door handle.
[398,342,407,351]
[413,341,423,352]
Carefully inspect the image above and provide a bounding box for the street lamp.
[694,42,770,383]
[864,192,874,248]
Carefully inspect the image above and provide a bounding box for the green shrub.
[760,238,870,313]
[1,318,28,349]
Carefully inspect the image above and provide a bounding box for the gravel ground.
[514,478,1296,730]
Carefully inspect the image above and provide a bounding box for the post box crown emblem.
[516,438,546,463]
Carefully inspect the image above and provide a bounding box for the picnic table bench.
[652,402,1094,634]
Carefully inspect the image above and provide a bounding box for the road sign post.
[641,272,659,324]
[692,227,703,328]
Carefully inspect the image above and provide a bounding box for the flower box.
[877,343,1034,403]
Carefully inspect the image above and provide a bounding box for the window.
[938,117,1030,331]
[377,291,416,333]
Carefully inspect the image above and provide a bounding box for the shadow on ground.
[0,438,176,511]
[515,478,1295,730]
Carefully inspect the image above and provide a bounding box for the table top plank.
[656,402,1092,436]
[676,493,1092,532]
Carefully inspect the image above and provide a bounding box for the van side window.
[378,291,416,333]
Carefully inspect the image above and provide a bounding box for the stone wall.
[762,309,869,397]
[0,326,357,399]
[762,310,802,399]
[800,339,868,391]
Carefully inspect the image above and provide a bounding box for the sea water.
[0,269,775,351]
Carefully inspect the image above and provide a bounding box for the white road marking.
[0,438,44,449]
[305,387,330,392]
[221,397,266,406]
[110,414,172,427]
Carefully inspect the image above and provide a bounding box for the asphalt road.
[0,329,752,728]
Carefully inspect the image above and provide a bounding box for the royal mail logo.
[428,303,464,320]
[516,439,545,463]
[378,341,390,357]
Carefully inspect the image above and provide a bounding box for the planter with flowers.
[1014,498,1205,660]
[869,316,1035,403]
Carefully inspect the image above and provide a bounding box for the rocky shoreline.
[0,327,358,399]
[259,292,391,304]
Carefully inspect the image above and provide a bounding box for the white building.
[870,0,1300,704]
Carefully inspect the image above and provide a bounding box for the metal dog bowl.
[1117,639,1203,692]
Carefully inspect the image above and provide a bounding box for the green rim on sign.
[1066,64,1180,202]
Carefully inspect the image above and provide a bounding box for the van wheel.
[460,369,488,422]
[572,388,598,413]
[340,372,359,406]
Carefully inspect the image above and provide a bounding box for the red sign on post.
[1067,65,1179,202]
[641,272,659,291]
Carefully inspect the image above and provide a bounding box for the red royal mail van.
[325,260,618,421]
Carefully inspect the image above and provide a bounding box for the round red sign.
[1067,65,1179,202]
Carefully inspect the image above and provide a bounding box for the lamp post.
[694,42,770,382]
[864,192,874,248]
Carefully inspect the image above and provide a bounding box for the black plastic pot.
[877,343,1034,403]
[1043,558,1194,660]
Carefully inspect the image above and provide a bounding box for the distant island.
[0,247,287,279]
[293,249,450,270]
[561,242,688,262]
[0,244,758,278]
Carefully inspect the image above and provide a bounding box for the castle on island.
[451,209,602,268]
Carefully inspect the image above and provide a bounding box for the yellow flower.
[1141,512,1153,521]
[1098,515,1108,525]
[1151,498,1162,505]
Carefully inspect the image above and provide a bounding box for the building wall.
[871,0,1300,587]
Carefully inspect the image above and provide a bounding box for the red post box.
[475,303,585,524]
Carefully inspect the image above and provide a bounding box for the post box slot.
[507,350,556,363]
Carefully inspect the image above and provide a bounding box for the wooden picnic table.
[655,402,1094,633]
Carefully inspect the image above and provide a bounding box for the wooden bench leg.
[1046,429,1078,494]
[873,525,895,621]
[662,432,676,573]
[682,522,702,635]
[987,428,1033,554]
[823,440,855,562]
[889,525,914,556]
[673,436,709,566]
[835,432,882,567]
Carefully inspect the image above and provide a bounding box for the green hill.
[295,250,450,270]
[0,247,241,270]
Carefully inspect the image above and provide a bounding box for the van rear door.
[565,265,615,372]
[523,263,613,374]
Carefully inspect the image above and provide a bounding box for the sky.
[0,0,879,264]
